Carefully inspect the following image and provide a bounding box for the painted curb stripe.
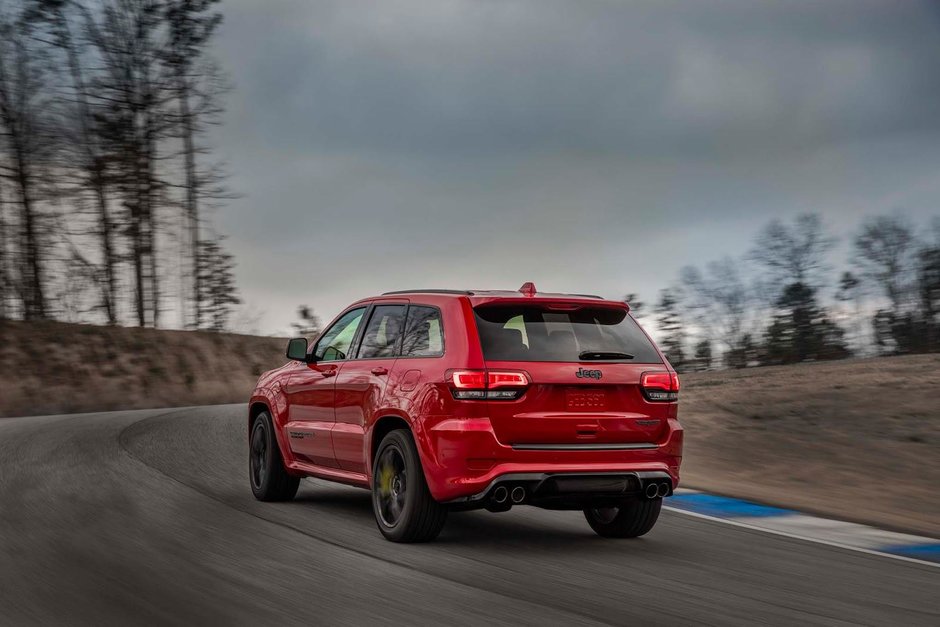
[880,543,940,561]
[667,493,797,518]
[664,492,940,566]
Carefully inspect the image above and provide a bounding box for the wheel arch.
[367,411,446,501]
[369,414,412,471]
[248,390,296,472]
[249,400,269,431]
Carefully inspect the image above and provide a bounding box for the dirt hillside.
[680,354,940,537]
[0,320,286,417]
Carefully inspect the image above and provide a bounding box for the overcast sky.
[209,0,940,335]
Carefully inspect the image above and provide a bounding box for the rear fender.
[366,408,416,477]
[365,408,459,501]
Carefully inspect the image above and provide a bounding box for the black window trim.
[327,301,446,362]
[397,303,445,360]
[311,305,369,363]
[352,302,408,361]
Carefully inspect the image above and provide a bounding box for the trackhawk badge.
[575,368,602,380]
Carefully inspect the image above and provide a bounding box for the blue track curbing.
[665,490,939,565]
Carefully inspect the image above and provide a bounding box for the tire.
[371,429,447,542]
[583,499,662,538]
[249,412,300,502]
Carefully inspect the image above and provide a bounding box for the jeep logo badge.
[576,368,602,380]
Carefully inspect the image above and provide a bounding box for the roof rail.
[381,289,473,296]
[381,288,604,299]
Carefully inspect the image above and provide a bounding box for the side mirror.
[286,337,310,362]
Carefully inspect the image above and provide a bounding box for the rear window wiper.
[578,351,634,360]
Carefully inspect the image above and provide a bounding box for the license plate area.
[565,388,607,411]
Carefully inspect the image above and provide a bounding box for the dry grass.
[680,354,940,537]
[0,320,285,418]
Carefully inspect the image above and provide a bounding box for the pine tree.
[197,236,239,331]
[693,339,712,371]
[763,282,849,364]
[655,289,686,370]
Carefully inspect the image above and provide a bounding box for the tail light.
[449,370,529,400]
[640,371,679,402]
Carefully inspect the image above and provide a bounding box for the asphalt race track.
[1,406,936,626]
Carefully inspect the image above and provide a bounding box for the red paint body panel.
[248,290,683,501]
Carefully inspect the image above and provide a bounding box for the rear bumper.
[414,415,683,503]
[445,470,674,510]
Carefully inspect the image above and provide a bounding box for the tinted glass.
[474,306,661,363]
[358,305,407,359]
[401,306,444,357]
[313,308,365,361]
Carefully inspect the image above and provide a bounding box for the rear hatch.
[473,302,671,447]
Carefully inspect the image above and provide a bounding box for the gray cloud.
[209,0,940,333]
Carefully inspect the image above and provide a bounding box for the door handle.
[321,369,336,378]
[371,366,389,376]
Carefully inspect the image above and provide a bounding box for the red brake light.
[487,371,529,388]
[451,371,487,389]
[448,370,529,400]
[640,371,679,402]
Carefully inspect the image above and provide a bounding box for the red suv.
[248,283,682,542]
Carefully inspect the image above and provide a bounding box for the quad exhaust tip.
[644,481,671,498]
[493,486,508,504]
[510,486,526,504]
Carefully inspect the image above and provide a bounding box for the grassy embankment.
[681,354,939,536]
[0,320,285,418]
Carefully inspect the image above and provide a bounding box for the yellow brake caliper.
[379,464,395,497]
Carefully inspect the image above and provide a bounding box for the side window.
[401,306,444,357]
[313,308,365,361]
[358,305,407,359]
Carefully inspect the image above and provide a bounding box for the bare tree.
[87,0,171,327]
[680,257,749,354]
[162,0,226,329]
[0,0,241,331]
[0,8,56,319]
[853,214,916,313]
[28,0,120,324]
[749,213,836,290]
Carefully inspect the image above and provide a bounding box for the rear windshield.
[474,305,662,363]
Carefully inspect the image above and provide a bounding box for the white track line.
[664,506,940,569]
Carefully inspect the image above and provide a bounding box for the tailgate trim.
[511,442,658,451]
